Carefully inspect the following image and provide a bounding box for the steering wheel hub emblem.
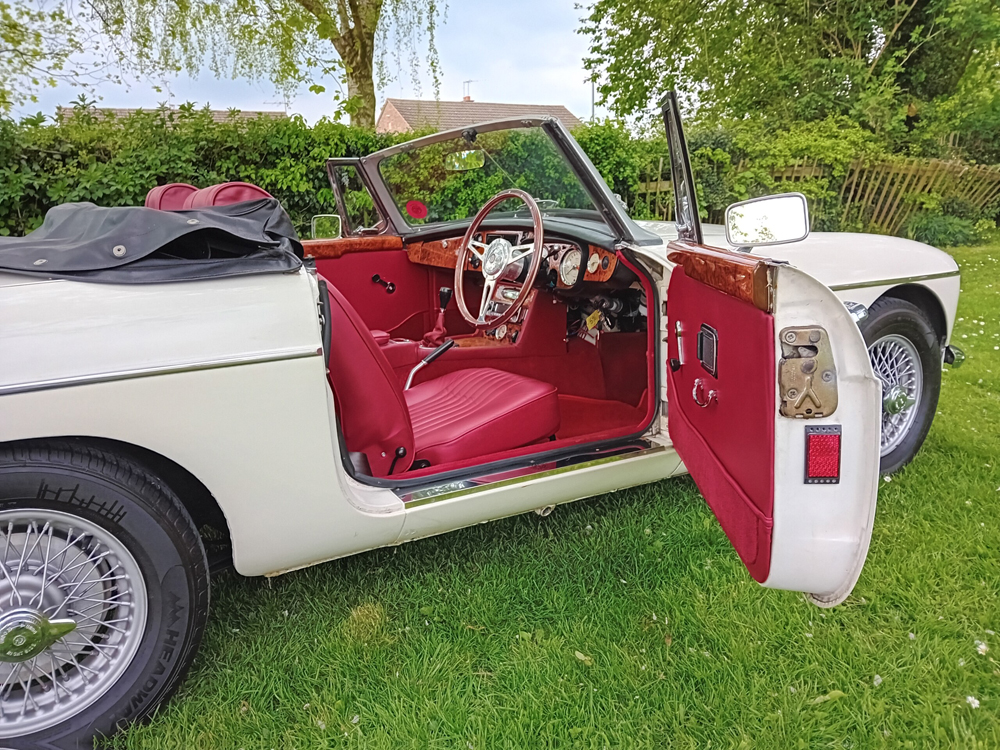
[0,607,77,663]
[482,238,511,277]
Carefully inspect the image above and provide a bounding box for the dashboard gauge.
[559,248,582,286]
[587,252,601,274]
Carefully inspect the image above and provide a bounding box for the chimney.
[463,95,472,102]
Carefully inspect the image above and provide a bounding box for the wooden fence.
[634,156,1000,235]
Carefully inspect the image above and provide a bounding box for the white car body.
[639,221,961,342]
[0,91,965,750]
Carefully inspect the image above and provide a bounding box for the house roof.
[57,107,288,124]
[376,98,583,133]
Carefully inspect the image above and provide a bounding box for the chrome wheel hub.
[0,509,147,738]
[0,608,76,663]
[868,334,923,457]
[883,384,916,415]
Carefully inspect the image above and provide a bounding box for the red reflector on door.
[805,425,841,484]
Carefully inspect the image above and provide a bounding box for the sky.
[21,0,609,124]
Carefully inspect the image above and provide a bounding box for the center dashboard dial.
[558,248,583,286]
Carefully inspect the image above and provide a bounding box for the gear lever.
[438,286,454,311]
[422,286,453,347]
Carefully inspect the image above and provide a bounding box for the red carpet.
[555,395,647,440]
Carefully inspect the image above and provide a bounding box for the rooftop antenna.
[463,80,476,102]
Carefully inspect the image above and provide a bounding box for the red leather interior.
[371,330,391,346]
[319,247,657,481]
[324,280,564,478]
[318,251,437,340]
[317,253,475,341]
[183,182,273,208]
[401,252,658,479]
[145,183,197,210]
[325,283,415,477]
[665,265,775,582]
[405,369,560,466]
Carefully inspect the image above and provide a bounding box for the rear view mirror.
[311,214,342,239]
[445,149,486,171]
[725,193,809,248]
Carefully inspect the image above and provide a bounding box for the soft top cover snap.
[0,198,303,283]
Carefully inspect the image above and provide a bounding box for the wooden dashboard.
[403,235,617,286]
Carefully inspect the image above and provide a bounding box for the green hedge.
[0,107,396,236]
[1,107,995,246]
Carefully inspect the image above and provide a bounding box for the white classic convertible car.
[0,95,961,746]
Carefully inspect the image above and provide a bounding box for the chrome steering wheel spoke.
[467,239,488,260]
[477,277,497,326]
[507,243,535,265]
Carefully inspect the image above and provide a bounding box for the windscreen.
[377,126,602,227]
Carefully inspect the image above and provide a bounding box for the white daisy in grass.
[967,696,980,709]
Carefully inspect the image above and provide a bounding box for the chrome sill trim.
[400,442,666,507]
[828,270,959,292]
[0,346,323,397]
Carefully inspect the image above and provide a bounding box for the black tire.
[859,297,942,474]
[0,440,209,749]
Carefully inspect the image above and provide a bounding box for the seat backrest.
[145,183,198,210]
[183,182,273,209]
[324,280,415,476]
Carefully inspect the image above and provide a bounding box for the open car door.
[661,94,882,606]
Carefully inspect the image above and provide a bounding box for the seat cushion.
[405,368,560,467]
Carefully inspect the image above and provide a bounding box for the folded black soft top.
[0,198,303,283]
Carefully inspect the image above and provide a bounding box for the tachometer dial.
[559,248,582,286]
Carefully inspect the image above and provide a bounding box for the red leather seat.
[405,368,560,467]
[182,182,273,208]
[145,183,198,210]
[324,281,559,476]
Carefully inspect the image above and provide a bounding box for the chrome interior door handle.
[692,378,718,408]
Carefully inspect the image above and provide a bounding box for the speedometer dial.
[559,248,582,286]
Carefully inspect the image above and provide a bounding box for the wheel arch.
[876,283,948,344]
[0,435,229,537]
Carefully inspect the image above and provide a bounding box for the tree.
[85,0,444,127]
[0,0,106,113]
[579,0,1000,137]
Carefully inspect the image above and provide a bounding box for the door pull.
[692,378,718,408]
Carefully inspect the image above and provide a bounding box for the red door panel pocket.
[666,265,775,582]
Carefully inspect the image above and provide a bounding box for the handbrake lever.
[404,339,457,390]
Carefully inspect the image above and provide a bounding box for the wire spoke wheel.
[0,508,147,738]
[868,334,924,457]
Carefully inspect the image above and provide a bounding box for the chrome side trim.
[0,346,323,397]
[401,443,666,507]
[828,270,959,292]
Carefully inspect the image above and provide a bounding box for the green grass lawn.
[121,245,1000,749]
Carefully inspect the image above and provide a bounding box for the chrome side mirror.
[725,193,809,249]
[311,214,342,240]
